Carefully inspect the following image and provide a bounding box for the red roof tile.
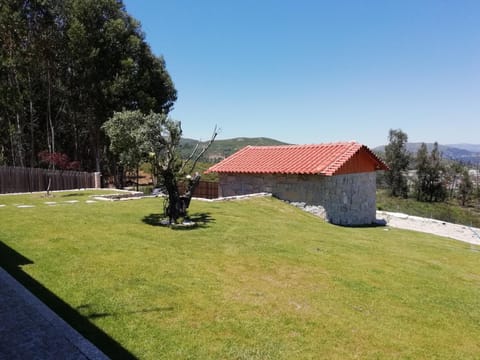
[206,142,388,176]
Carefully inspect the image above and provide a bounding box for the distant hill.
[179,137,289,162]
[446,144,480,153]
[182,138,480,164]
[374,143,480,164]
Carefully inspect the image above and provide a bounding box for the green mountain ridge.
[374,143,480,164]
[179,137,289,161]
[180,137,480,164]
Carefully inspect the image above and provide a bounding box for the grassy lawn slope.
[1,191,480,359]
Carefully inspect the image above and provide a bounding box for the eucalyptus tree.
[0,0,176,172]
[0,0,67,167]
[415,142,446,202]
[384,129,410,197]
[414,143,429,201]
[446,161,465,198]
[458,169,473,206]
[0,0,31,167]
[64,0,176,171]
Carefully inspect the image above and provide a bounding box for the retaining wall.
[218,172,378,225]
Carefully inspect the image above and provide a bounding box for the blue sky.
[123,0,480,147]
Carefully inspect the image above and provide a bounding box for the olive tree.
[140,113,217,224]
[104,110,216,224]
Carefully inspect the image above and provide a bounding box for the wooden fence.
[178,180,218,199]
[0,166,100,194]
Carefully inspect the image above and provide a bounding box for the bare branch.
[182,125,218,175]
[183,142,200,166]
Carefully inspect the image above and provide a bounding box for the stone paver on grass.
[0,200,100,208]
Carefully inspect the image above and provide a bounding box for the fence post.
[94,172,101,188]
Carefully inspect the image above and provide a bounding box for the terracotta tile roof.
[206,141,388,176]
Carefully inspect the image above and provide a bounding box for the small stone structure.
[207,142,388,226]
[218,172,376,225]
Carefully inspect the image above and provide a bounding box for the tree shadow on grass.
[76,303,174,320]
[59,193,83,197]
[0,241,136,359]
[142,212,214,229]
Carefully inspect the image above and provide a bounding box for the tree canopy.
[414,142,447,202]
[0,0,176,172]
[102,110,146,171]
[103,109,217,223]
[384,129,409,198]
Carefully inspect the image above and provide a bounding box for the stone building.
[206,142,388,225]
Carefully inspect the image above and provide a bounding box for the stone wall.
[218,172,378,225]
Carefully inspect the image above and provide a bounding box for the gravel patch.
[376,211,480,245]
[290,201,327,218]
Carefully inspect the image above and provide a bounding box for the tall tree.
[414,143,429,201]
[0,0,67,167]
[415,142,446,202]
[64,0,176,171]
[384,129,409,197]
[0,0,177,173]
[0,0,29,167]
[445,161,464,198]
[428,142,447,202]
[458,169,473,206]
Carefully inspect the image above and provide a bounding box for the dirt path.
[377,211,480,246]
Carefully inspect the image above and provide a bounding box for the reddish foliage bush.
[38,151,81,170]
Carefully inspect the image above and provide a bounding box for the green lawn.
[1,190,480,359]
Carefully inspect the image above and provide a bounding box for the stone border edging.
[192,192,272,202]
